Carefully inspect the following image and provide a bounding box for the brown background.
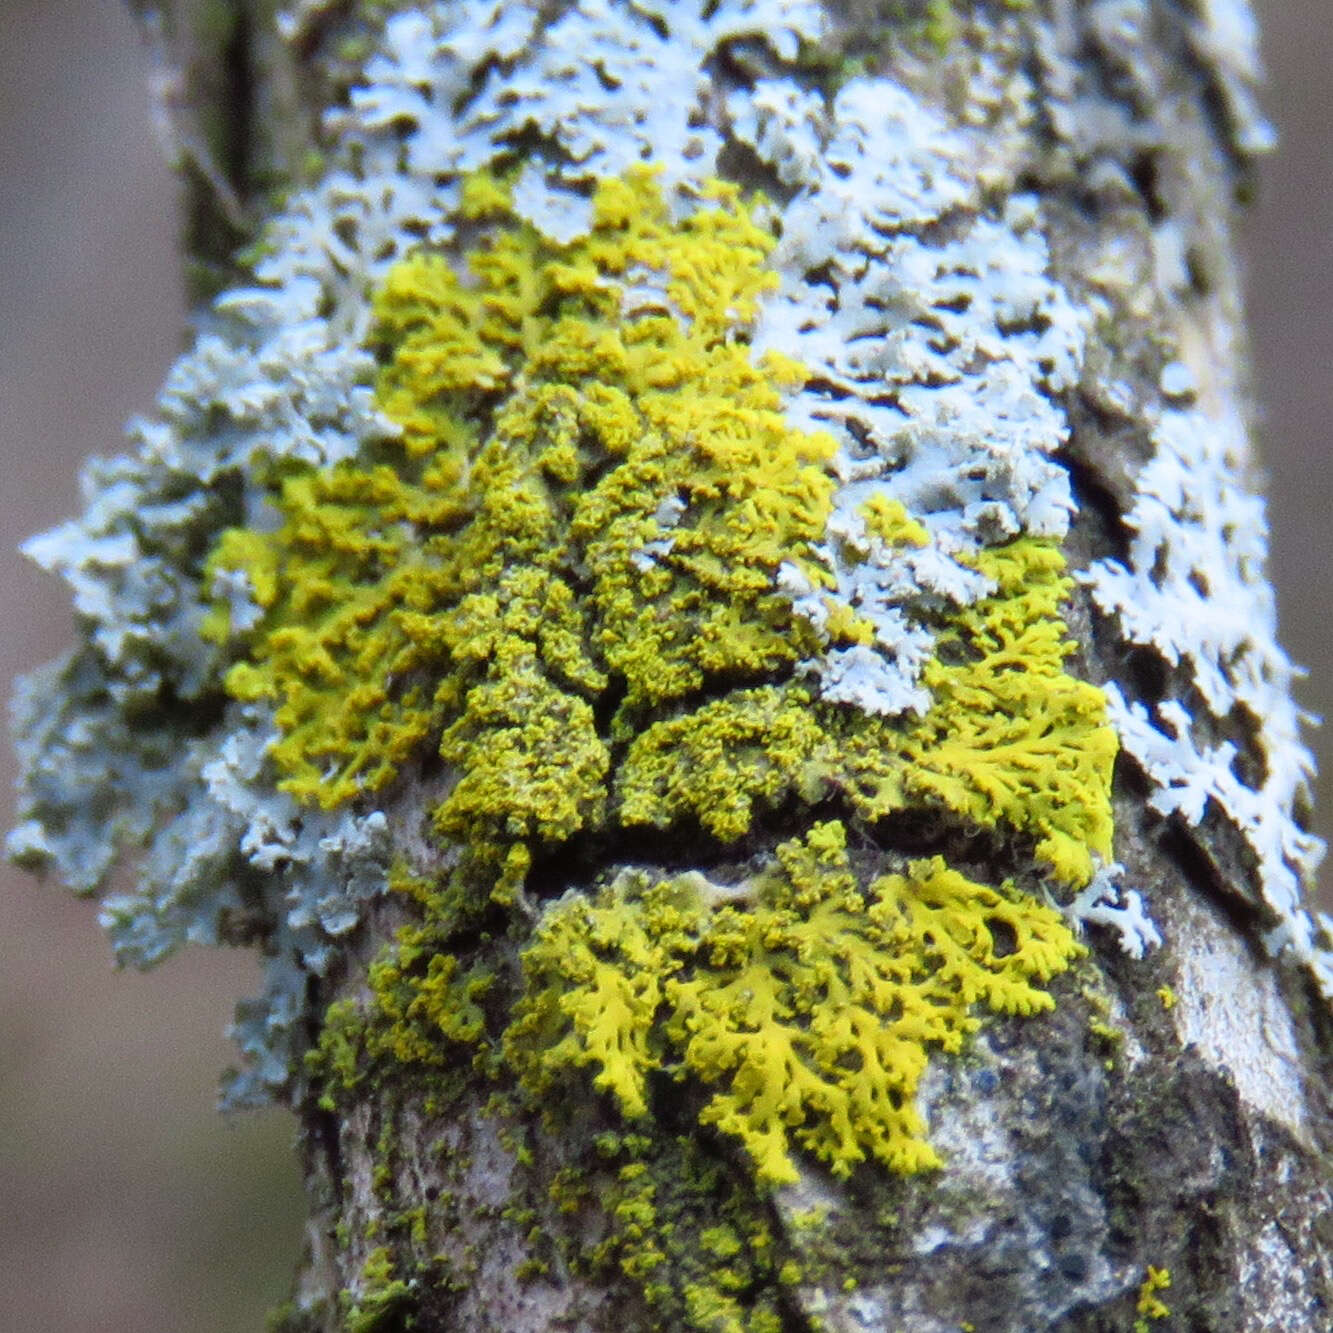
[0,2,1327,1328]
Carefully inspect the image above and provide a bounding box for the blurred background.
[0,1,1328,1329]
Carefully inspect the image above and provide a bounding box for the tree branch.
[11,2,1333,1328]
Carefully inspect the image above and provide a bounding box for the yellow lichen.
[619,537,1118,888]
[506,821,1083,1184]
[208,168,837,876]
[210,169,1116,1193]
[834,538,1116,887]
[857,493,930,549]
[618,684,829,842]
[1135,1265,1172,1324]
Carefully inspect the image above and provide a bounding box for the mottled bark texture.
[105,2,1333,1329]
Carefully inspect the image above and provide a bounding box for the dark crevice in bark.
[219,7,257,204]
[1128,149,1168,223]
[522,779,1041,912]
[1159,816,1277,942]
[309,1096,347,1214]
[714,133,800,205]
[1055,443,1134,570]
[1122,644,1170,706]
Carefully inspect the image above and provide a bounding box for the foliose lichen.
[9,0,1323,1214]
[1084,406,1332,991]
[267,167,1108,1187]
[204,168,843,869]
[507,822,1081,1185]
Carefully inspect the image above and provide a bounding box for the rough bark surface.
[33,2,1333,1330]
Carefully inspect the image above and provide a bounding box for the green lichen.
[209,169,1114,1196]
[506,821,1081,1184]
[920,1,1036,53]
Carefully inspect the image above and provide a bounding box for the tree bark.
[14,2,1333,1330]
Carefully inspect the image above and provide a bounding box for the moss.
[921,0,1037,52]
[209,169,1115,1198]
[266,1298,332,1333]
[306,951,495,1108]
[923,0,961,49]
[1088,1015,1125,1073]
[797,0,1040,77]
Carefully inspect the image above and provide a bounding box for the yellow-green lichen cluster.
[1135,1265,1172,1328]
[211,169,1115,1190]
[568,1131,790,1333]
[508,820,1081,1184]
[208,167,842,902]
[342,1246,412,1333]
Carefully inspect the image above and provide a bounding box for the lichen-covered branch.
[10,2,1333,1330]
